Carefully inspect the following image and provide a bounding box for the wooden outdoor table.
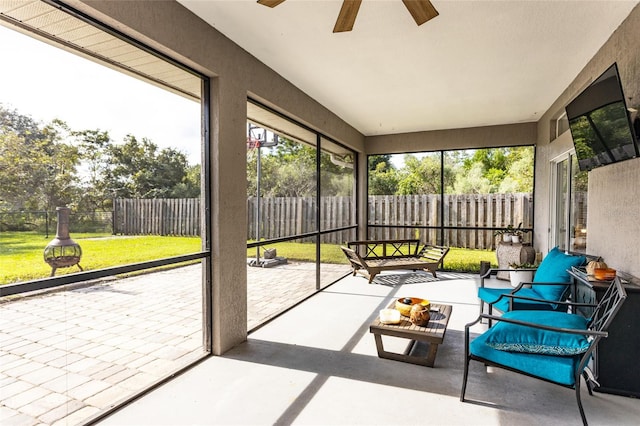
[369,302,452,367]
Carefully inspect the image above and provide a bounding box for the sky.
[0,24,202,165]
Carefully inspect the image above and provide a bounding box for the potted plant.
[512,225,533,243]
[495,223,532,243]
[494,226,514,243]
[508,262,537,288]
[511,225,523,243]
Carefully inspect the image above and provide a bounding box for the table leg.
[373,333,438,367]
[424,341,439,367]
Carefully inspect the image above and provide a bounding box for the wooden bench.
[341,239,450,283]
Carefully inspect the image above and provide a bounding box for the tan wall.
[365,122,537,154]
[536,4,640,277]
[588,158,640,276]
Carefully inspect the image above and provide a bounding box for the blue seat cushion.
[477,287,561,313]
[483,311,590,355]
[470,310,591,386]
[532,247,586,301]
[470,330,583,386]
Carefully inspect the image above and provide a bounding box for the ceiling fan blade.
[333,0,362,33]
[257,0,286,8]
[402,0,439,26]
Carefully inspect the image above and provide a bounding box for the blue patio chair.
[478,247,586,324]
[461,277,627,425]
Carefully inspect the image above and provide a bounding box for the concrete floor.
[98,272,640,426]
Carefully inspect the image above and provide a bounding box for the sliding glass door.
[551,152,588,253]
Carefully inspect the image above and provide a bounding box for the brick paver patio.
[1,261,349,425]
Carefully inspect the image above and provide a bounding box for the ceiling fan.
[257,0,439,33]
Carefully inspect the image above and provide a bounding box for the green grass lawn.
[443,247,498,272]
[2,232,497,285]
[248,241,497,273]
[0,232,202,285]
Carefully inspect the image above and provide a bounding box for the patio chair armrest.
[501,293,596,307]
[495,293,598,313]
[480,267,537,287]
[522,280,565,286]
[480,267,512,286]
[484,290,530,307]
[477,313,608,338]
[481,282,527,305]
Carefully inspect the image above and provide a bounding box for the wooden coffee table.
[369,302,452,367]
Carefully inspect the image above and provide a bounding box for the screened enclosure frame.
[246,98,359,291]
[365,146,536,252]
[0,0,211,302]
[0,1,212,424]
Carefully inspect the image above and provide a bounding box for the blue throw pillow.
[532,247,586,301]
[484,310,590,355]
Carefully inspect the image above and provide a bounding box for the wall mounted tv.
[566,62,639,171]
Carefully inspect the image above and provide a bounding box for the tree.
[499,147,534,193]
[368,155,398,195]
[72,129,113,211]
[397,154,453,195]
[368,154,393,171]
[453,162,492,194]
[246,142,314,198]
[0,106,79,211]
[2,104,201,217]
[106,135,193,198]
[449,147,534,194]
[39,120,80,210]
[173,164,201,198]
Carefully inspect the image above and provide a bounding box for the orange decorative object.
[586,260,608,276]
[594,268,616,281]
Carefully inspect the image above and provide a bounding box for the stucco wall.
[588,158,640,277]
[365,122,537,154]
[536,4,640,277]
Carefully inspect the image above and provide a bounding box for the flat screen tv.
[566,63,639,171]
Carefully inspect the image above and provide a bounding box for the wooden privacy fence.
[367,193,533,250]
[113,198,201,236]
[248,193,533,249]
[247,196,354,244]
[114,194,534,249]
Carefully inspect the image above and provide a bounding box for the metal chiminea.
[44,207,83,276]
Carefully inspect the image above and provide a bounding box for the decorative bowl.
[594,268,616,281]
[395,297,430,317]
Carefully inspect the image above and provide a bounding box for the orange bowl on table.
[395,297,430,317]
[594,268,616,281]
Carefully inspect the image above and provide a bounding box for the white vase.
[511,235,521,243]
[509,269,534,288]
[502,234,512,242]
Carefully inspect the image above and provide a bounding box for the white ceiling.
[178,0,639,136]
